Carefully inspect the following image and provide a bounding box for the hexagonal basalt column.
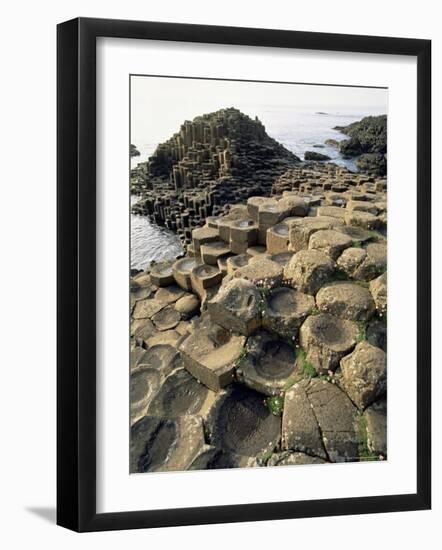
[205,384,281,457]
[149,262,175,287]
[191,226,220,254]
[340,341,387,410]
[316,281,375,322]
[208,277,262,336]
[308,229,353,260]
[130,415,205,473]
[234,258,284,288]
[262,286,315,340]
[284,250,335,295]
[289,216,343,253]
[247,196,277,222]
[226,253,249,275]
[190,263,223,299]
[179,315,246,391]
[147,368,216,418]
[299,313,359,373]
[172,257,200,291]
[266,223,290,254]
[236,331,296,395]
[200,241,231,265]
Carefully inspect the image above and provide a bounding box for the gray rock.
[316,282,375,322]
[308,229,353,260]
[284,249,335,294]
[364,399,387,457]
[306,378,359,462]
[151,306,181,331]
[262,286,315,340]
[289,216,343,252]
[234,258,284,287]
[130,415,205,473]
[147,368,216,418]
[174,293,200,318]
[369,272,387,313]
[130,367,162,424]
[237,331,296,395]
[206,384,281,457]
[282,380,328,459]
[340,341,387,410]
[208,278,262,336]
[299,313,359,373]
[179,315,246,391]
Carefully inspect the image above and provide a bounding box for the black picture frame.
[57,17,431,532]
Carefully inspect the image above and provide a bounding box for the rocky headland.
[333,115,387,176]
[130,127,388,472]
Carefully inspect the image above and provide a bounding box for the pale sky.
[131,75,387,148]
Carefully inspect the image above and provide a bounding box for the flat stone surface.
[192,226,220,252]
[346,200,379,215]
[340,341,387,410]
[155,285,186,304]
[317,205,347,220]
[282,380,328,459]
[151,306,181,331]
[237,331,296,395]
[344,210,379,230]
[262,286,315,340]
[130,415,205,473]
[306,378,359,462]
[233,258,283,287]
[364,399,387,457]
[266,223,290,254]
[149,263,175,287]
[308,229,353,260]
[226,254,249,275]
[206,384,281,457]
[200,241,231,265]
[336,225,373,243]
[145,330,182,347]
[316,282,375,322]
[284,249,335,295]
[208,278,262,336]
[369,272,387,313]
[299,313,359,373]
[134,343,181,377]
[270,252,294,267]
[132,298,165,320]
[147,368,216,418]
[179,315,246,391]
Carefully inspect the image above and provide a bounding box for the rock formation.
[131,108,300,245]
[334,115,387,176]
[130,160,388,472]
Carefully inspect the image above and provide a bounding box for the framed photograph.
[57,17,431,532]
